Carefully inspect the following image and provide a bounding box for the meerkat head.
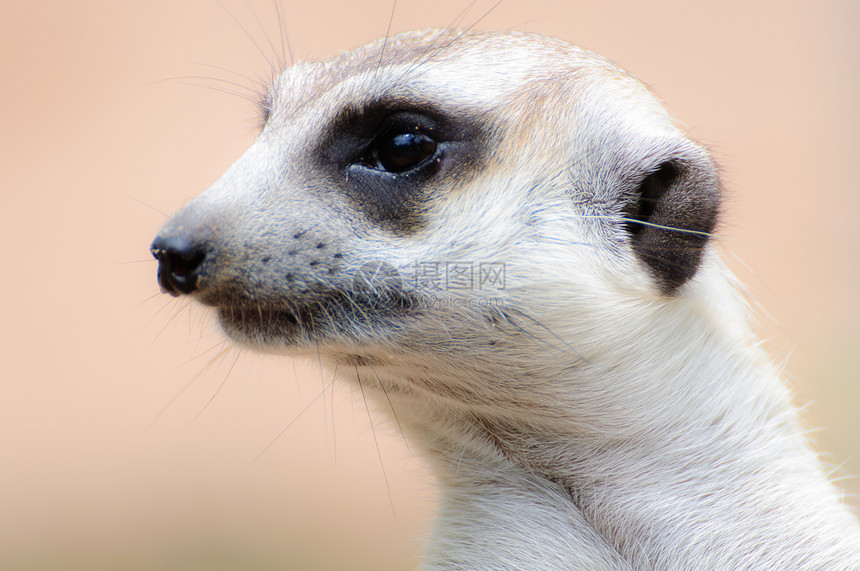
[151,29,720,386]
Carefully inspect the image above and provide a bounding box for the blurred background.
[1,0,857,569]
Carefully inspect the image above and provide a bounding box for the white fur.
[155,30,860,569]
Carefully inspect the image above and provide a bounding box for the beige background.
[1,1,858,569]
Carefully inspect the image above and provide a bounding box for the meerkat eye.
[371,130,437,173]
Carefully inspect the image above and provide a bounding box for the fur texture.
[152,30,860,569]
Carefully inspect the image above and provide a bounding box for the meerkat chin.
[151,29,860,570]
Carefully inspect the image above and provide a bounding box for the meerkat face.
[152,29,719,375]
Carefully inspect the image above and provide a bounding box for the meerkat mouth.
[218,304,301,330]
[213,287,418,345]
[216,303,305,342]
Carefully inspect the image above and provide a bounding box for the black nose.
[150,235,206,296]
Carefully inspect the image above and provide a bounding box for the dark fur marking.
[625,161,720,294]
[315,98,491,235]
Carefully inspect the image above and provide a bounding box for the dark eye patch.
[315,98,490,235]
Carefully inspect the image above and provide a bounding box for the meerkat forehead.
[265,29,672,139]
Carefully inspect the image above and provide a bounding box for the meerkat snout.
[151,28,860,570]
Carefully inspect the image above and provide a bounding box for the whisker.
[176,340,232,370]
[166,78,262,105]
[391,0,504,88]
[273,1,294,67]
[357,366,397,518]
[291,359,303,399]
[375,0,398,74]
[151,299,192,342]
[147,343,234,430]
[216,0,279,74]
[118,259,158,265]
[316,341,328,445]
[192,61,265,88]
[620,217,715,238]
[247,2,286,72]
[370,365,411,453]
[330,366,338,465]
[136,291,165,308]
[186,349,242,425]
[498,305,590,365]
[158,74,260,95]
[254,379,335,461]
[124,195,169,218]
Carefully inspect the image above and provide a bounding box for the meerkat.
[151,29,860,569]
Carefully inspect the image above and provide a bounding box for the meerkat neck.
[363,303,860,569]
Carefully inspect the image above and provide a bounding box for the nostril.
[150,235,207,296]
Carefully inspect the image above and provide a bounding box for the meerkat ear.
[622,147,720,294]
